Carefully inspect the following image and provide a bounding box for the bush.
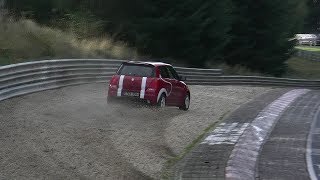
[224,0,307,76]
[53,10,106,39]
[0,15,137,65]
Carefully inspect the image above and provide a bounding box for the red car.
[107,61,190,110]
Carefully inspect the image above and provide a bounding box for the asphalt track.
[174,89,320,180]
[0,83,271,179]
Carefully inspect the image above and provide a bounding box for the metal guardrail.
[0,59,319,102]
[186,76,320,87]
[0,59,222,101]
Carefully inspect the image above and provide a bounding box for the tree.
[134,0,233,67]
[225,0,307,76]
[305,0,320,33]
[4,0,83,24]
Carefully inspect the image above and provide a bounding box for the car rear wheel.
[157,94,166,108]
[179,94,190,111]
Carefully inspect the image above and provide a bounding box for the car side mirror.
[179,75,187,81]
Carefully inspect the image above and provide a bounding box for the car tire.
[157,94,166,108]
[179,94,190,111]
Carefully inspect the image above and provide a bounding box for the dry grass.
[0,15,137,65]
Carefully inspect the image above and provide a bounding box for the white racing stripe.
[140,77,147,99]
[117,75,125,97]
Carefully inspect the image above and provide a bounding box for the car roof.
[126,61,171,67]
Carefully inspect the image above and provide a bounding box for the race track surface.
[174,89,320,180]
[0,83,271,179]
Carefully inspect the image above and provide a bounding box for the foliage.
[3,0,310,76]
[0,16,137,65]
[134,0,233,67]
[53,10,106,39]
[224,0,307,76]
[305,0,320,33]
[285,57,320,79]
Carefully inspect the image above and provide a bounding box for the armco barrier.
[0,59,222,101]
[0,59,319,102]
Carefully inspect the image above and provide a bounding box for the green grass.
[208,56,320,80]
[0,56,11,66]
[161,111,231,179]
[284,57,320,79]
[296,46,320,53]
[213,63,263,76]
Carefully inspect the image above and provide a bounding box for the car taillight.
[109,84,118,90]
[109,76,118,89]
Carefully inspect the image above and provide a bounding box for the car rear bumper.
[108,88,158,105]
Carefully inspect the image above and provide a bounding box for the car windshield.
[117,64,155,77]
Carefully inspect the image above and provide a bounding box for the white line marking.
[225,89,310,180]
[201,123,250,145]
[117,75,125,97]
[140,77,147,99]
[307,107,320,180]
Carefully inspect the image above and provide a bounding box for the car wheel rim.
[161,97,166,107]
[185,96,190,109]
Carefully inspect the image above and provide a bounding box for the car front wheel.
[179,94,190,111]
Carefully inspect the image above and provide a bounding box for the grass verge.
[161,111,231,179]
[285,57,320,79]
[296,46,320,53]
[208,57,320,80]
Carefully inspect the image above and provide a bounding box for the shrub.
[0,15,137,65]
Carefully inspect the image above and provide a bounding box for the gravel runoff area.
[0,83,273,179]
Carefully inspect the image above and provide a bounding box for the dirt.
[0,83,273,179]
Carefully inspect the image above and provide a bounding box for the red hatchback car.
[107,61,190,110]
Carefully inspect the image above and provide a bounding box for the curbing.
[307,105,320,180]
[225,89,310,180]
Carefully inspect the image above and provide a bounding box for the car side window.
[167,66,179,80]
[159,66,170,78]
[165,66,175,79]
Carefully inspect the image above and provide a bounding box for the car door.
[164,66,181,105]
[167,66,186,105]
[159,66,176,105]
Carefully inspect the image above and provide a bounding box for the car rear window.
[117,63,155,77]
